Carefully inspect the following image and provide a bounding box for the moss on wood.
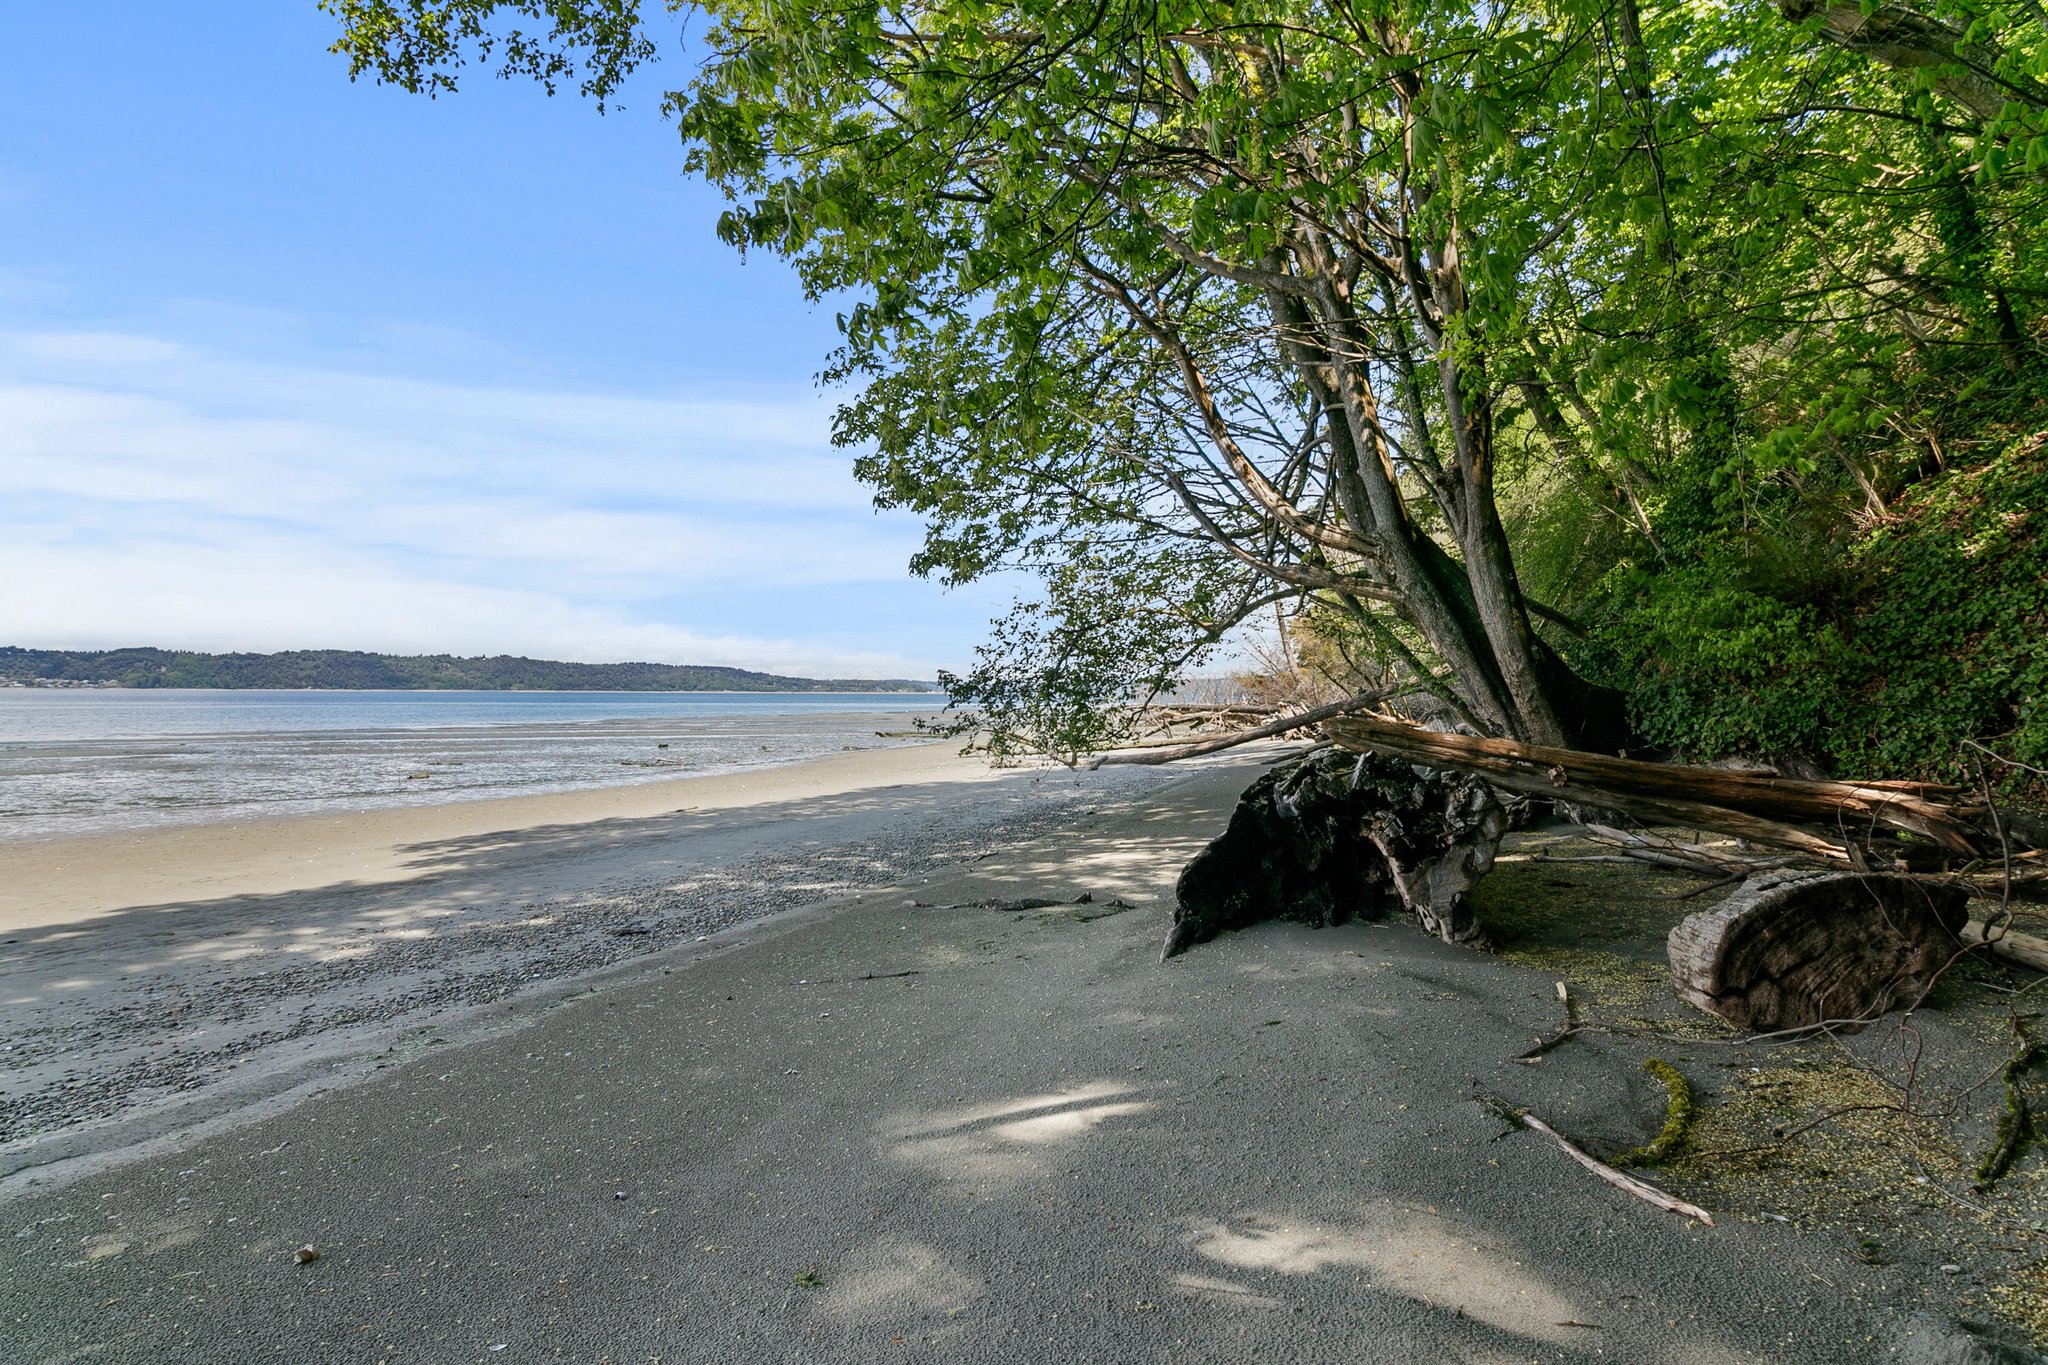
[1976,1042,2048,1191]
[1614,1059,1698,1167]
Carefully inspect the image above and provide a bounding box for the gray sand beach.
[1,746,2028,1362]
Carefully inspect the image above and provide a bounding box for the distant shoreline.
[0,645,942,694]
[0,682,943,694]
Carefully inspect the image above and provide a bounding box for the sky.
[0,3,1016,680]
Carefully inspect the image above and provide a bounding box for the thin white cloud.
[0,324,950,677]
[0,333,871,511]
[364,499,910,586]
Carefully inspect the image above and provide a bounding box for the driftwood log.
[1667,872,1970,1031]
[1321,713,1992,863]
[1164,750,1505,957]
[1961,920,2048,974]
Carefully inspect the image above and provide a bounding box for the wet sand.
[0,742,1184,1176]
[0,740,996,932]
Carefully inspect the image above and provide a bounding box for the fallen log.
[1571,825,1806,891]
[1666,871,1970,1031]
[1961,920,2048,975]
[1322,714,1995,863]
[1582,825,1758,870]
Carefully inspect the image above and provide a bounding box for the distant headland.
[0,647,941,693]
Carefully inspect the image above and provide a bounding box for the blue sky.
[0,3,1012,679]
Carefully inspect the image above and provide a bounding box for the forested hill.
[0,647,938,693]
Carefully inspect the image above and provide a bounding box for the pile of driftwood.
[1317,712,2033,870]
[1107,697,2048,1236]
[1139,698,2047,1229]
[1144,697,2045,1036]
[1115,695,2039,872]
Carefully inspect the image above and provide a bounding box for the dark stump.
[1163,750,1506,959]
[1667,871,1970,1031]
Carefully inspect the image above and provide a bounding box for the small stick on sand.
[1478,1087,1713,1225]
[1517,1112,1714,1226]
[1514,981,1582,1063]
[1514,1027,1582,1062]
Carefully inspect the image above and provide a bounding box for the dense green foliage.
[324,0,2046,780]
[1585,431,2048,781]
[0,647,934,692]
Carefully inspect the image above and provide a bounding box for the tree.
[1775,0,2047,124]
[332,0,1648,745]
[325,0,2045,776]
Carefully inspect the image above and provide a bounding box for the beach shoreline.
[0,740,1191,1188]
[0,692,949,846]
[0,739,984,931]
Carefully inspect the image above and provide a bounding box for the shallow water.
[0,689,944,841]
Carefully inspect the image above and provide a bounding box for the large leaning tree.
[323,0,2045,765]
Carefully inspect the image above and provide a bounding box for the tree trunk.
[1776,0,2041,122]
[1321,712,1996,861]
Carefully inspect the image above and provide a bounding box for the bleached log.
[1961,920,2048,974]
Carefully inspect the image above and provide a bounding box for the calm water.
[0,689,946,842]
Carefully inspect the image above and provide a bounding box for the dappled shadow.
[861,1066,1781,1362]
[879,1081,1158,1194]
[816,1239,985,1321]
[1185,1208,1588,1344]
[381,742,1270,888]
[4,779,1923,1363]
[1473,829,1710,960]
[1165,1271,1287,1311]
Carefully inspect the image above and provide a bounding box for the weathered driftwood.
[1667,871,1970,1031]
[1517,1111,1715,1226]
[1103,701,2018,873]
[1322,713,1991,863]
[1961,921,2048,975]
[1164,749,1504,957]
[1479,1086,1714,1224]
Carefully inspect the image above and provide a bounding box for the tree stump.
[1164,750,1505,959]
[1667,871,1969,1031]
